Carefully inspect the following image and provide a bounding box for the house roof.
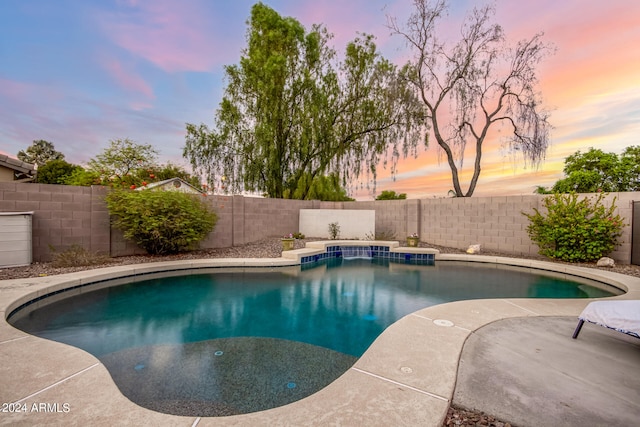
[136,177,205,194]
[0,154,36,174]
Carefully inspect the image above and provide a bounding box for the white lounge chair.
[572,300,640,339]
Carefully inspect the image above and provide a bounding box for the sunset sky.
[1,0,638,199]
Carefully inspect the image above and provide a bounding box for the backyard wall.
[343,194,634,263]
[0,183,110,262]
[0,182,637,264]
[0,183,320,261]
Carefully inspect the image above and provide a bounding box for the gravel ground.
[2,237,637,426]
[3,237,638,281]
[0,236,301,280]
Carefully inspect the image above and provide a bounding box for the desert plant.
[292,232,305,239]
[105,189,217,255]
[49,244,113,267]
[523,192,625,262]
[328,222,340,240]
[365,229,397,241]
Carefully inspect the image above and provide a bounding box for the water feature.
[340,245,372,259]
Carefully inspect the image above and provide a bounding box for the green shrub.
[105,190,217,255]
[523,192,625,262]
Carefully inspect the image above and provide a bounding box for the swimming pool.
[8,258,619,416]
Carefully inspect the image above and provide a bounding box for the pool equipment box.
[299,209,374,239]
[0,211,33,267]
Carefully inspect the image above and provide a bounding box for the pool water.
[10,258,617,416]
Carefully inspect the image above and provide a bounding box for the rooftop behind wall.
[0,182,636,264]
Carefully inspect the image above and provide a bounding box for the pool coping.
[1,252,639,426]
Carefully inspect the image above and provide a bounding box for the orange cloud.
[355,0,640,199]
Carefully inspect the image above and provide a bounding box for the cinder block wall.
[106,193,311,255]
[362,193,635,263]
[0,183,109,262]
[198,195,234,250]
[0,183,637,264]
[418,195,541,256]
[598,192,635,262]
[346,200,409,240]
[237,197,313,244]
[393,193,631,263]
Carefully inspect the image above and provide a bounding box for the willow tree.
[184,3,423,198]
[388,0,553,197]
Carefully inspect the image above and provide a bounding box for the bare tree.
[388,0,554,196]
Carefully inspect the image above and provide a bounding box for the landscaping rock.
[596,257,615,267]
[466,244,481,254]
[443,405,514,427]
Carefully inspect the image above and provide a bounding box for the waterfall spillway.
[340,246,372,259]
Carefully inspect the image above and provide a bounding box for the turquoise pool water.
[9,258,618,416]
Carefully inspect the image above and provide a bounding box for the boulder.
[596,257,615,267]
[466,244,481,254]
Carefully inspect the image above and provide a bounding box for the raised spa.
[8,257,619,416]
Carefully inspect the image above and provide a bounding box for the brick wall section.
[90,186,111,256]
[199,195,233,250]
[600,192,635,262]
[407,199,421,239]
[416,193,635,262]
[0,183,99,262]
[241,197,313,242]
[232,195,246,246]
[346,194,635,263]
[419,195,541,257]
[346,200,408,240]
[1,182,638,264]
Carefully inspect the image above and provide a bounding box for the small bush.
[292,232,305,239]
[365,229,397,241]
[49,245,113,267]
[328,222,340,240]
[523,192,625,262]
[105,190,217,255]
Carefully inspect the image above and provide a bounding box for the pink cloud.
[97,0,242,73]
[0,77,176,165]
[355,0,640,197]
[0,79,67,149]
[100,57,154,102]
[0,79,30,99]
[496,0,640,99]
[497,0,638,44]
[0,79,64,109]
[286,0,390,46]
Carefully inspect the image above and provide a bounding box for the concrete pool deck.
[1,254,639,426]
